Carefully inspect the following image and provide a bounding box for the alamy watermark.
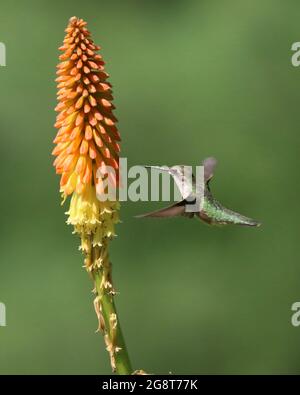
[291,42,300,66]
[291,302,300,327]
[95,158,205,212]
[0,42,6,67]
[0,302,6,327]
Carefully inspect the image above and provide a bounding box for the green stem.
[93,269,132,375]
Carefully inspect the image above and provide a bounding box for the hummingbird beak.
[144,166,170,172]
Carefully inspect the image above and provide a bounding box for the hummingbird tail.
[224,210,261,227]
[236,218,261,227]
[218,213,261,227]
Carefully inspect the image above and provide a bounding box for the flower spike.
[53,17,131,375]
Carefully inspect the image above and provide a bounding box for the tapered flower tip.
[53,17,120,200]
[67,16,87,29]
[69,16,78,23]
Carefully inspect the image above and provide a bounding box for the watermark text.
[0,42,6,67]
[0,302,6,326]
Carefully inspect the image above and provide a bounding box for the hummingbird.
[136,157,261,227]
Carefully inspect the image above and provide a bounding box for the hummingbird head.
[144,158,217,187]
[144,164,191,180]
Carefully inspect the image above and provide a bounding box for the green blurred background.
[0,0,299,374]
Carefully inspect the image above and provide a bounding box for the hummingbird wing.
[135,200,193,218]
[202,157,217,182]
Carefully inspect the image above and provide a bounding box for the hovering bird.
[136,157,261,227]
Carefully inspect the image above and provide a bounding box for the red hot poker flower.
[53,16,120,199]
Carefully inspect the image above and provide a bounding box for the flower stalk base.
[67,188,132,374]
